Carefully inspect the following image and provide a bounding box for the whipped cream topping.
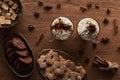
[51,16,73,40]
[77,18,99,41]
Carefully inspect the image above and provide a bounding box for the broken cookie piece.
[6,13,11,19]
[11,13,17,20]
[0,16,5,25]
[93,55,119,73]
[4,19,11,25]
[12,3,18,10]
[2,2,9,10]
[9,0,14,6]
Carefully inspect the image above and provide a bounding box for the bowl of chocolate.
[1,33,34,78]
[0,0,22,28]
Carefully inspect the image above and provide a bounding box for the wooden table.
[0,0,120,80]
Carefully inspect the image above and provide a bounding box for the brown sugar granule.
[101,37,110,44]
[113,19,118,34]
[106,8,111,15]
[28,25,35,32]
[34,12,40,18]
[44,6,53,11]
[92,43,97,48]
[56,3,61,9]
[36,33,43,45]
[80,7,87,12]
[87,2,92,9]
[38,1,43,6]
[103,18,109,25]
[95,4,100,9]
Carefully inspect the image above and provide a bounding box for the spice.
[44,6,52,11]
[92,43,97,48]
[101,37,110,44]
[93,55,119,73]
[38,1,43,6]
[34,12,40,18]
[113,19,118,34]
[103,18,109,25]
[56,3,61,9]
[106,8,111,15]
[28,25,35,32]
[80,7,87,12]
[95,4,100,9]
[87,2,92,9]
[36,33,43,45]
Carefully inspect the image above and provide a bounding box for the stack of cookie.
[3,34,33,75]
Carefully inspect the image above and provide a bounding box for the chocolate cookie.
[7,51,18,64]
[18,56,33,64]
[4,40,13,50]
[5,48,14,55]
[16,61,33,75]
[12,37,26,50]
[15,50,29,57]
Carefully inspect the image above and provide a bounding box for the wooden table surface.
[0,0,120,80]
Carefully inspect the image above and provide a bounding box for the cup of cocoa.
[50,16,74,40]
[77,18,100,43]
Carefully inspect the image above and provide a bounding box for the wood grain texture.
[0,0,120,80]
